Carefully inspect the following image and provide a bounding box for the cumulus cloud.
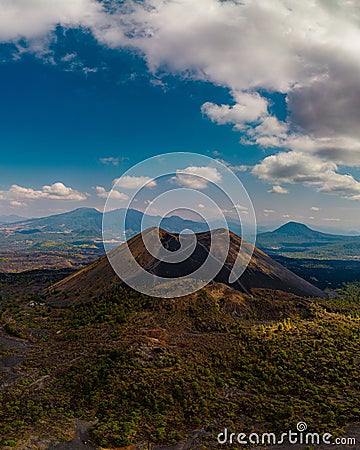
[0,182,87,201]
[202,93,289,149]
[254,152,360,199]
[172,166,222,189]
[285,135,360,167]
[244,116,289,149]
[0,0,111,42]
[311,206,320,211]
[42,182,85,199]
[113,175,157,189]
[202,91,268,129]
[268,185,289,195]
[95,186,129,200]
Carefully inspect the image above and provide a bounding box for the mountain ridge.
[0,214,28,224]
[4,208,356,239]
[1,207,359,260]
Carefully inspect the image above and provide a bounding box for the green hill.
[257,222,360,259]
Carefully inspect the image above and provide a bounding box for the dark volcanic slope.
[47,228,326,303]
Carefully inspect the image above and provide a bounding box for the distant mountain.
[0,207,210,251]
[9,207,102,234]
[0,214,27,224]
[258,221,345,243]
[257,221,360,259]
[47,227,326,304]
[0,208,103,251]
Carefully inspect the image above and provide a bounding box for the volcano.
[47,228,326,304]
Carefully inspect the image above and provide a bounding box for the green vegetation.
[273,256,360,290]
[0,276,359,448]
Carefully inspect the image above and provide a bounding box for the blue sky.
[0,0,360,232]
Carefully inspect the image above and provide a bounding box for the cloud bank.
[253,152,360,200]
[0,182,87,202]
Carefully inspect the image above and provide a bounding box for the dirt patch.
[48,420,98,450]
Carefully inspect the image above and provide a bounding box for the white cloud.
[99,157,120,166]
[232,164,250,172]
[95,186,129,200]
[42,182,85,200]
[216,159,251,173]
[254,152,360,200]
[0,0,111,49]
[0,0,110,42]
[172,166,222,189]
[203,94,289,150]
[311,206,320,211]
[198,203,205,209]
[0,182,86,201]
[264,209,275,214]
[202,91,268,129]
[243,116,289,148]
[235,204,248,211]
[285,135,360,167]
[113,175,157,189]
[348,194,360,201]
[119,0,304,91]
[268,185,289,195]
[9,200,26,207]
[61,52,76,62]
